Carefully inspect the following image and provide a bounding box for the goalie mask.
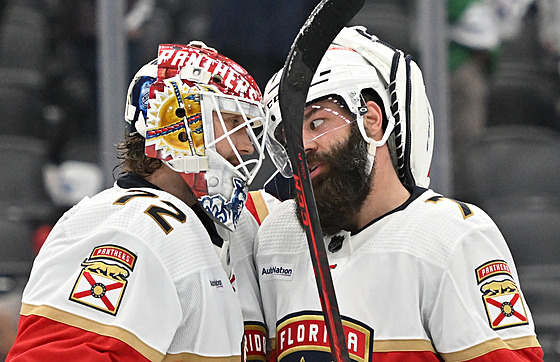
[125,42,266,230]
[264,26,434,187]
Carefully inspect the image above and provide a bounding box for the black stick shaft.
[278,0,365,360]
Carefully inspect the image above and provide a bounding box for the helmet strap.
[366,140,376,176]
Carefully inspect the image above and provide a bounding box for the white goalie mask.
[125,42,266,230]
[264,26,434,187]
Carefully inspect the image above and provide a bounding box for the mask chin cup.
[201,169,248,232]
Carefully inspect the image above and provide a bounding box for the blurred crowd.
[1,0,560,359]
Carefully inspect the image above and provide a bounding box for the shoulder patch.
[475,260,528,330]
[69,245,137,315]
[475,260,512,283]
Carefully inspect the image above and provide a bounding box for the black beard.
[296,124,372,236]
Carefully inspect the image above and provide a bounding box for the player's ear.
[363,100,383,141]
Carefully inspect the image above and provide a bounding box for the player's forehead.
[304,96,349,120]
[303,96,352,121]
[212,110,241,117]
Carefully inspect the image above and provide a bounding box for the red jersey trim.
[438,336,542,362]
[8,313,152,361]
[17,303,163,361]
[247,191,270,225]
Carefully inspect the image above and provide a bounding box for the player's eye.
[309,118,325,131]
[227,117,242,130]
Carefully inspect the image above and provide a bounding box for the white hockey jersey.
[230,189,280,360]
[255,186,543,361]
[7,174,277,361]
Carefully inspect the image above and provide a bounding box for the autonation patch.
[261,263,294,280]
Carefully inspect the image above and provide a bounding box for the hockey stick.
[278,0,365,361]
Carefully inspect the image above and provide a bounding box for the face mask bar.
[202,91,266,185]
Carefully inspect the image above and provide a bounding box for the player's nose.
[234,130,254,155]
[303,131,318,155]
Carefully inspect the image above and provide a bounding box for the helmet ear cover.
[124,61,158,137]
[361,88,388,132]
[331,26,434,187]
[303,45,396,175]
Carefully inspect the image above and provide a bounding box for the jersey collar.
[116,173,223,248]
[352,185,427,235]
[116,173,162,190]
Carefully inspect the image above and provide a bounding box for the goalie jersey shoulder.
[60,186,219,274]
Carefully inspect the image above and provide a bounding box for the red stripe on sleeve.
[7,314,150,361]
[245,193,261,225]
[464,346,544,361]
[371,348,543,362]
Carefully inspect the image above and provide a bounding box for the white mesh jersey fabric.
[222,190,281,359]
[255,189,539,359]
[230,190,281,326]
[21,183,243,359]
[166,269,244,356]
[255,200,307,256]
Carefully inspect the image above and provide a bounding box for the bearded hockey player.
[258,26,544,361]
[7,42,277,361]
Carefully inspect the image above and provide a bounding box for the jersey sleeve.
[7,313,151,361]
[8,230,181,361]
[427,210,543,361]
[8,189,244,361]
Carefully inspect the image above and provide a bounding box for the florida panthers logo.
[80,259,129,281]
[475,260,528,330]
[275,311,374,361]
[70,245,136,316]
